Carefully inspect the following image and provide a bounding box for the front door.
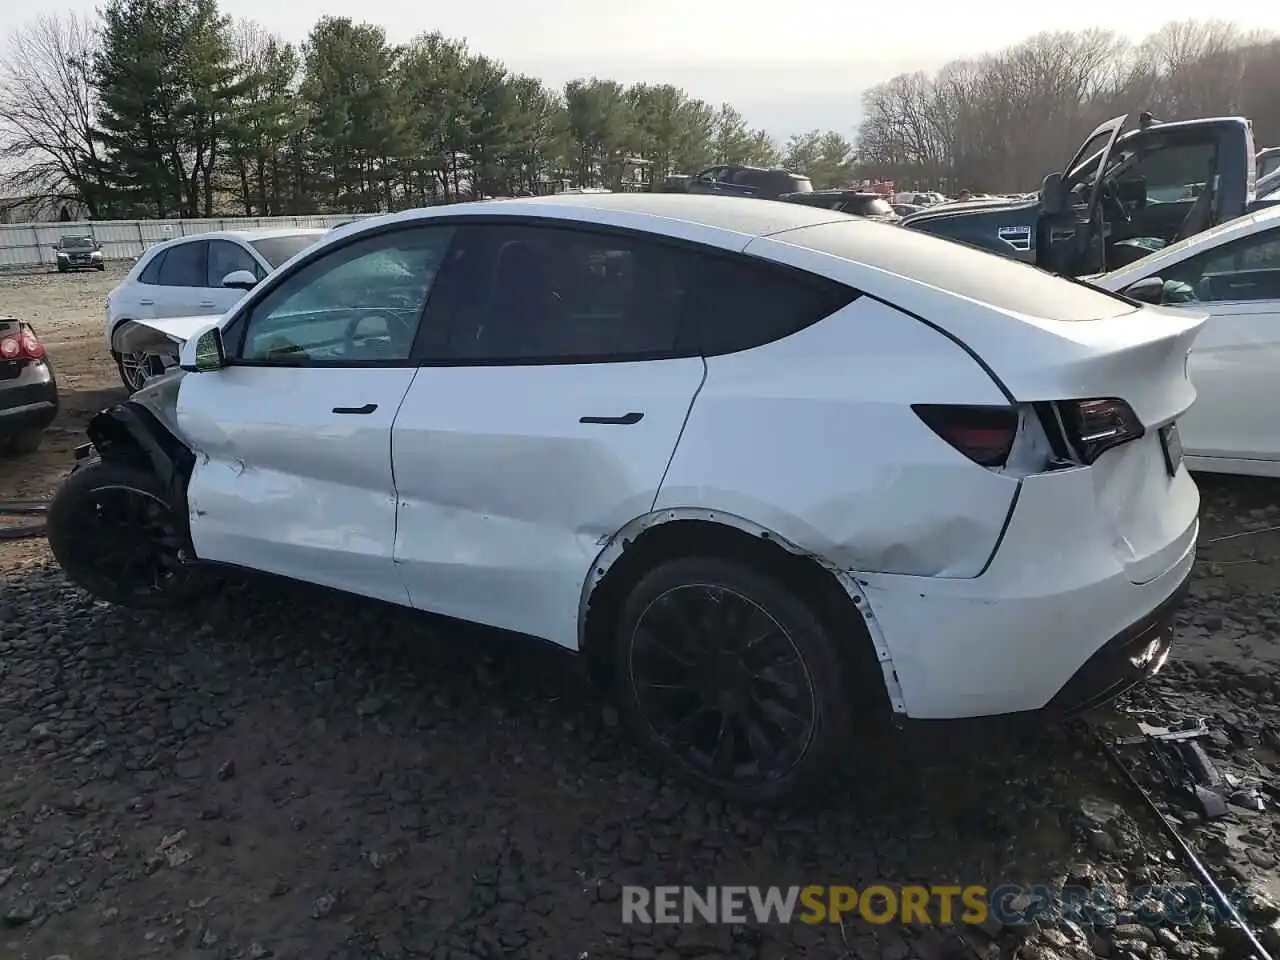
[1152,223,1280,466]
[203,238,263,314]
[390,222,706,648]
[177,223,458,603]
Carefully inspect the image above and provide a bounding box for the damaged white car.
[48,194,1203,803]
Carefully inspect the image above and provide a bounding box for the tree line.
[0,2,860,219]
[0,7,1273,219]
[857,20,1280,193]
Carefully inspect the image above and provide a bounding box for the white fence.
[0,214,374,269]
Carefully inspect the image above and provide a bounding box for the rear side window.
[157,241,207,287]
[689,253,857,355]
[138,249,168,285]
[433,224,856,362]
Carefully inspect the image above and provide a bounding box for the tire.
[56,264,67,273]
[6,430,44,455]
[46,457,200,609]
[612,556,853,805]
[97,263,106,271]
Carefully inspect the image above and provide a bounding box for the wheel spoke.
[629,582,817,788]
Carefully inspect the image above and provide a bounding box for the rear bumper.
[854,459,1199,720]
[1040,572,1186,718]
[0,361,59,437]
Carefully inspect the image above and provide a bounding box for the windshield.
[787,177,814,194]
[250,234,321,268]
[58,237,94,250]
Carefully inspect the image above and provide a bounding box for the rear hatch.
[747,221,1207,583]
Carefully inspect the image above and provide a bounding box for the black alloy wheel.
[46,459,198,608]
[614,557,852,804]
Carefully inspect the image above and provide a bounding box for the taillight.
[0,324,46,361]
[1058,398,1145,464]
[912,404,1019,467]
[19,326,44,359]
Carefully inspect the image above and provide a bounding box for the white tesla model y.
[48,194,1203,803]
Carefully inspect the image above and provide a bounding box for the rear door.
[152,240,211,319]
[390,221,706,648]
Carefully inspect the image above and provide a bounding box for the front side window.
[207,240,261,287]
[1154,226,1280,303]
[236,226,455,364]
[156,241,206,287]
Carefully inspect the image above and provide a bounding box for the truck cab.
[901,114,1257,276]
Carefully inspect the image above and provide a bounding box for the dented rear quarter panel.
[653,296,1021,579]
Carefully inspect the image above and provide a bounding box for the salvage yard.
[3,266,1280,959]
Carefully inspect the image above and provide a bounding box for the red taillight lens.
[912,404,1019,467]
[1058,398,1145,464]
[19,326,44,359]
[1,324,47,361]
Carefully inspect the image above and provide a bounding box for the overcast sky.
[4,1,1278,139]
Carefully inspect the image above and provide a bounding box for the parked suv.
[682,165,814,200]
[53,235,104,272]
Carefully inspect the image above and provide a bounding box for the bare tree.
[856,18,1278,192]
[0,13,105,215]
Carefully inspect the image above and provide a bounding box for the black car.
[53,235,105,272]
[778,189,900,221]
[0,319,57,455]
[682,165,814,200]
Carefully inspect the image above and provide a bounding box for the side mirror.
[221,269,258,291]
[1124,277,1165,304]
[1041,172,1067,214]
[179,324,226,372]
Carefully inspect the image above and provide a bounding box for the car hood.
[900,196,1040,225]
[134,314,223,343]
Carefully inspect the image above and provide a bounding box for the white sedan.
[49,194,1201,802]
[1093,206,1280,478]
[106,228,327,392]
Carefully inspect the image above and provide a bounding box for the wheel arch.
[84,401,197,543]
[577,507,906,715]
[111,318,174,355]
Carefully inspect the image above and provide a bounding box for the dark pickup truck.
[901,114,1264,276]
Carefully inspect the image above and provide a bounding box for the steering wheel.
[342,313,413,356]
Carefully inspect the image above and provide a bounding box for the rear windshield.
[782,220,1141,322]
[250,234,320,268]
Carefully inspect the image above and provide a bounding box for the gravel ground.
[2,267,1280,960]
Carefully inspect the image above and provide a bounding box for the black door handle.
[332,403,378,415]
[580,412,644,425]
